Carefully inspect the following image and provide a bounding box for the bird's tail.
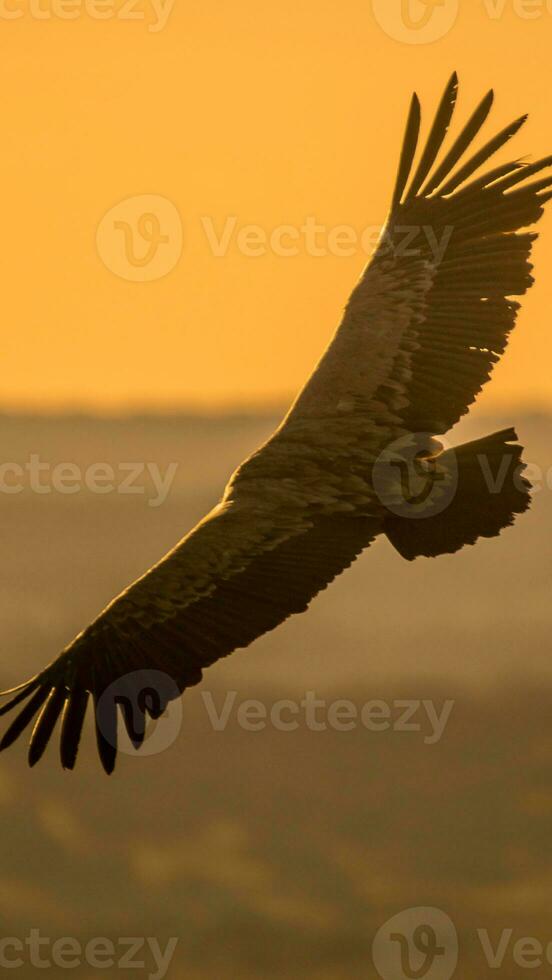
[384,427,531,560]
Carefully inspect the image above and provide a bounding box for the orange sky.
[1,0,552,413]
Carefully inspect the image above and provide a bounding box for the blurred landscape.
[0,408,550,978]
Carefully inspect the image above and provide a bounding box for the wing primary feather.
[92,686,118,775]
[450,160,524,199]
[429,113,527,197]
[489,155,552,193]
[0,678,42,716]
[403,71,459,203]
[119,696,146,750]
[505,173,552,198]
[391,92,422,210]
[420,89,495,195]
[0,674,42,699]
[115,671,147,749]
[60,688,90,770]
[28,686,67,767]
[101,636,148,746]
[0,685,51,752]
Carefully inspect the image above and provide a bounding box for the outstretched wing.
[284,72,551,435]
[1,73,550,772]
[0,496,381,773]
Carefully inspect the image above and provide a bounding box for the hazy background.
[0,409,550,978]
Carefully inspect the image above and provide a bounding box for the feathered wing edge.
[391,70,552,211]
[379,73,552,435]
[0,646,169,775]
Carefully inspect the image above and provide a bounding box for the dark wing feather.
[434,114,527,196]
[93,687,118,775]
[0,686,51,752]
[391,93,421,210]
[420,91,499,196]
[60,689,89,770]
[28,686,67,767]
[403,71,458,202]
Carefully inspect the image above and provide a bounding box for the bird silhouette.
[1,73,550,773]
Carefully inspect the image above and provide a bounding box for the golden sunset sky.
[2,0,551,412]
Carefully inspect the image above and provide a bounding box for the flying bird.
[1,73,550,773]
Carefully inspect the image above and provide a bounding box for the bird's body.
[1,73,550,772]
